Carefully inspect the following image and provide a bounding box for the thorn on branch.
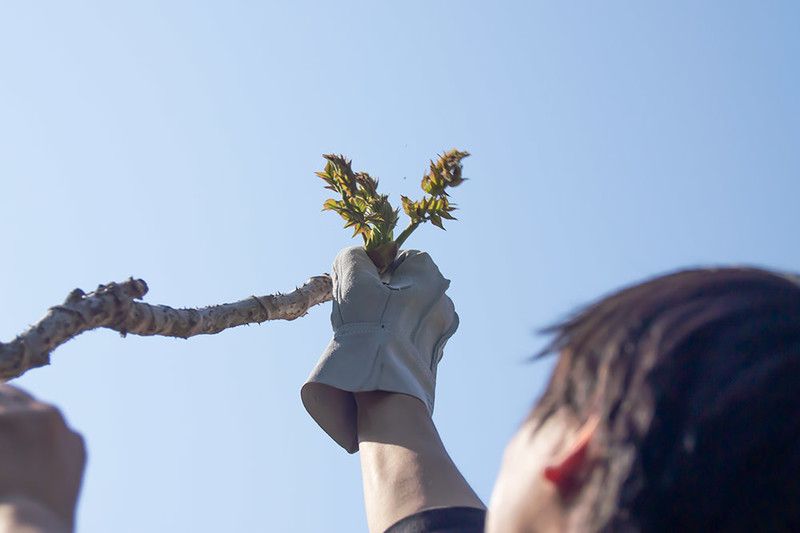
[65,289,85,304]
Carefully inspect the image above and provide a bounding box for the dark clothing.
[383,507,486,533]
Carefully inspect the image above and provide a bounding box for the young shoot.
[319,150,469,271]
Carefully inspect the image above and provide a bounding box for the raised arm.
[301,247,484,533]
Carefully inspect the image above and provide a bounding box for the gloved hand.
[301,247,459,453]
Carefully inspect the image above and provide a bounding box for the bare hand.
[0,384,85,532]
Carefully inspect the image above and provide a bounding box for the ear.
[543,413,599,489]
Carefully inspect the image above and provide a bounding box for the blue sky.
[1,2,798,531]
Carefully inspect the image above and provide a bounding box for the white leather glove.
[301,246,459,453]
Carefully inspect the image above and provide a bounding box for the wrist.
[0,498,70,533]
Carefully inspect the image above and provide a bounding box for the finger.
[62,429,88,477]
[331,246,385,293]
[392,250,448,285]
[74,431,87,468]
[382,251,410,279]
[0,384,37,403]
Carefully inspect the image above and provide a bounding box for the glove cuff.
[301,320,455,453]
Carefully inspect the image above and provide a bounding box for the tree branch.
[0,275,333,381]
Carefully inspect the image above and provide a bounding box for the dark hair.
[532,267,800,533]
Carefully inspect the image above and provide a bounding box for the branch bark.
[0,275,333,381]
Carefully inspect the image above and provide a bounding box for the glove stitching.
[329,325,436,393]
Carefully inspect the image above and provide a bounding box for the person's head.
[488,267,800,533]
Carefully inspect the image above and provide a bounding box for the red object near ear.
[543,466,561,483]
[544,443,588,484]
[543,414,599,488]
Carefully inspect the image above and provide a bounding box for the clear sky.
[1,2,798,531]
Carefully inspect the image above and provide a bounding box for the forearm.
[355,392,484,533]
[0,499,70,533]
